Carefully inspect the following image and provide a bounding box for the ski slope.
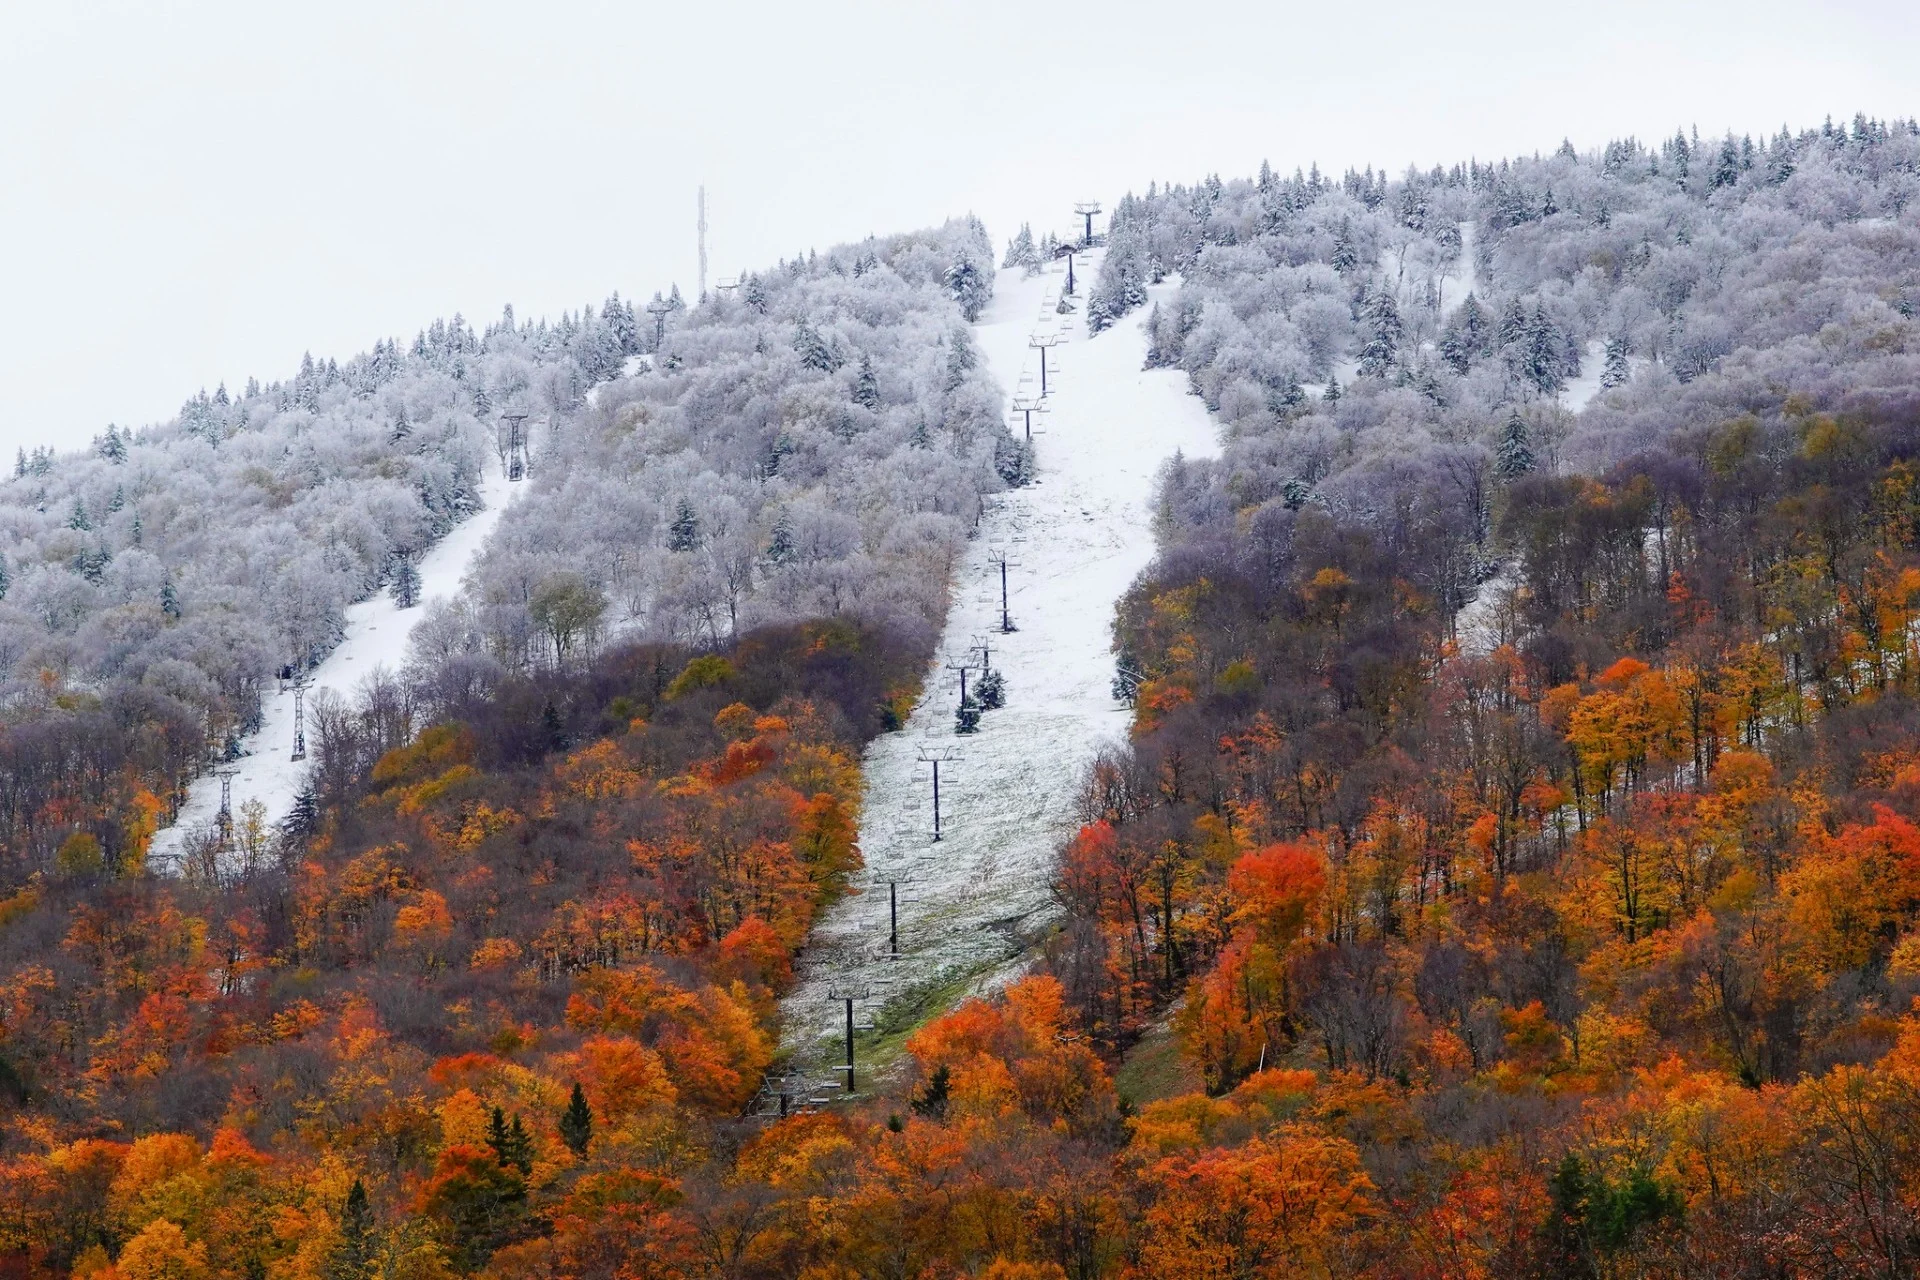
[778,251,1220,1077]
[149,463,527,868]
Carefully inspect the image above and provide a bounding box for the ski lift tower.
[1074,201,1103,247]
[645,298,674,350]
[500,413,528,482]
[214,766,239,846]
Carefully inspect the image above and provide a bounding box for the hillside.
[5,115,1920,1278]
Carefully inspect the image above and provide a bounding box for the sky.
[1,0,1914,460]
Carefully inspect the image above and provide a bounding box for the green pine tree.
[559,1082,593,1156]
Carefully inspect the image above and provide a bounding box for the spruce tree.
[161,578,181,620]
[852,355,880,410]
[668,499,701,552]
[766,511,795,565]
[68,499,90,531]
[12,448,24,480]
[391,552,420,609]
[329,1178,373,1280]
[559,1082,594,1156]
[1600,335,1632,389]
[1497,410,1536,478]
[0,555,9,604]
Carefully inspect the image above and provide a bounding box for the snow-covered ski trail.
[149,465,527,867]
[779,252,1220,1076]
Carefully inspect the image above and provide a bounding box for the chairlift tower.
[1030,333,1063,397]
[500,413,528,482]
[988,549,1021,633]
[916,745,962,842]
[214,766,239,846]
[825,987,874,1095]
[1074,201,1103,247]
[1010,396,1045,442]
[645,298,674,350]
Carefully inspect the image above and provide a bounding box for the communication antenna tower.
[289,673,309,762]
[697,186,709,302]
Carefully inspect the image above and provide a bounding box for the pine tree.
[329,1178,373,1280]
[944,328,976,392]
[559,1082,594,1156]
[13,448,24,480]
[391,551,420,608]
[945,254,988,321]
[852,355,880,410]
[281,786,319,848]
[1357,289,1402,379]
[1497,409,1535,478]
[98,424,126,464]
[1331,219,1358,275]
[766,511,795,565]
[1322,376,1342,406]
[975,669,1005,710]
[161,578,181,620]
[108,485,124,513]
[131,514,143,547]
[668,499,701,551]
[1600,335,1632,389]
[0,555,9,603]
[67,499,91,532]
[792,319,835,372]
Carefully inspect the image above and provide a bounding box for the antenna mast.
[697,186,709,302]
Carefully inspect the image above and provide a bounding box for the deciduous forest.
[7,115,1920,1278]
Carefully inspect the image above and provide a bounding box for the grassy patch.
[1114,1008,1201,1107]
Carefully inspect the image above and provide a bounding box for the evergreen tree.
[766,510,795,565]
[108,485,124,513]
[944,328,976,392]
[13,448,24,479]
[281,786,320,848]
[161,578,181,620]
[975,669,1005,710]
[1356,289,1402,379]
[559,1082,594,1156]
[668,499,701,552]
[1322,376,1341,406]
[98,424,126,464]
[792,319,835,372]
[0,555,8,604]
[1496,409,1536,478]
[328,1178,373,1280]
[945,254,988,321]
[391,551,420,608]
[67,499,90,531]
[1331,219,1358,274]
[852,354,880,409]
[131,513,143,547]
[1600,335,1632,388]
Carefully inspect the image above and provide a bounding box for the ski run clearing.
[777,253,1220,1082]
[149,465,527,868]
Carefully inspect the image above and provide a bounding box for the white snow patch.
[779,253,1220,1071]
[1560,339,1608,413]
[1453,562,1521,657]
[1442,221,1481,313]
[149,464,528,866]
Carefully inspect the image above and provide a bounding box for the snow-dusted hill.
[778,251,1220,1080]
[148,465,525,867]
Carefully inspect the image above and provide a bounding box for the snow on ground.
[1453,562,1522,657]
[1560,338,1608,413]
[149,463,528,868]
[1442,221,1480,312]
[778,252,1221,1080]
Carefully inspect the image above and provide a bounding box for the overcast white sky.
[1,0,1913,459]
